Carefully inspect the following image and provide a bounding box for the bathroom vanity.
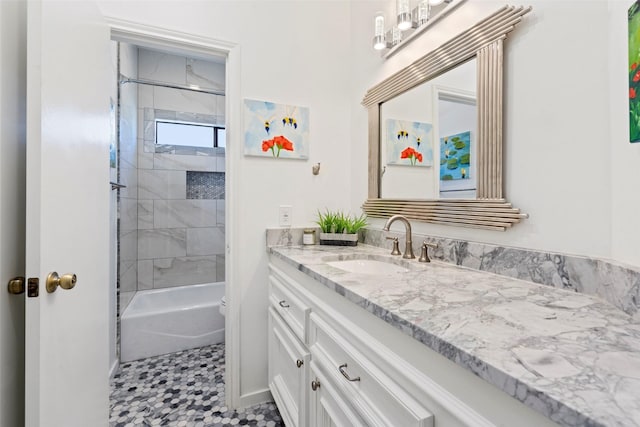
[267,244,640,427]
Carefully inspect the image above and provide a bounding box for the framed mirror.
[362,5,531,231]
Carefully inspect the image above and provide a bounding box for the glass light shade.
[373,13,386,50]
[396,0,412,30]
[429,0,445,5]
[391,26,402,45]
[375,14,385,37]
[373,36,386,50]
[417,0,429,25]
[397,0,410,14]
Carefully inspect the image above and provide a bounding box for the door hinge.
[27,278,39,298]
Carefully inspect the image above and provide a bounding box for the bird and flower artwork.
[243,99,310,159]
[385,119,433,167]
[439,131,471,181]
[629,1,640,143]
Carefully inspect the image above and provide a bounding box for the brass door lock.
[7,277,25,295]
[46,272,77,293]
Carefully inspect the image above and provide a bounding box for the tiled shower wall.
[135,48,225,291]
[118,43,139,308]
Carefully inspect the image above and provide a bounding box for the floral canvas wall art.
[243,99,310,158]
[385,119,433,167]
[630,1,640,142]
[440,131,471,181]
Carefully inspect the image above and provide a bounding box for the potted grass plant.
[316,210,367,246]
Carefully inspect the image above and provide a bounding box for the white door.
[25,1,112,426]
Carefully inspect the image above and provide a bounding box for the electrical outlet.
[279,205,292,226]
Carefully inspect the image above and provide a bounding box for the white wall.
[0,1,26,425]
[98,0,353,404]
[610,0,640,268]
[350,0,615,261]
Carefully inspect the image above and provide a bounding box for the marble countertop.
[269,244,640,427]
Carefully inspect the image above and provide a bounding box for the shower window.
[156,120,225,148]
[215,127,226,148]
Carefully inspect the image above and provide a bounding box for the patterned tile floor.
[110,344,284,426]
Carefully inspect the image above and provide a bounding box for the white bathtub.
[121,282,225,362]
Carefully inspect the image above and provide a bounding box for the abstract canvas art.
[243,99,310,158]
[630,1,640,142]
[440,131,471,181]
[385,119,433,167]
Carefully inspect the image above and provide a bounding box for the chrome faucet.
[382,215,415,259]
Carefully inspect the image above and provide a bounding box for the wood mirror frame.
[362,5,531,231]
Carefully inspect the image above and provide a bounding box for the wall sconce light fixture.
[373,12,386,50]
[417,0,430,26]
[373,0,463,56]
[396,0,412,30]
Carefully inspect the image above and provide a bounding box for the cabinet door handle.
[338,363,360,382]
[278,300,290,308]
[296,359,304,368]
[311,379,321,391]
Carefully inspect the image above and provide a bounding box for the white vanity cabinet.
[268,256,557,427]
[268,307,310,427]
[268,267,312,427]
[308,360,368,426]
[308,312,435,427]
[268,261,479,427]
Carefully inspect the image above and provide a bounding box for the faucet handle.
[418,241,437,263]
[386,236,401,256]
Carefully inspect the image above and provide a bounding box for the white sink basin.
[326,259,409,275]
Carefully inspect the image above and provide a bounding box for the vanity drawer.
[268,307,310,427]
[309,312,435,427]
[309,359,368,427]
[269,266,311,344]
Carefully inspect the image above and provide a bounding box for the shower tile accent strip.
[187,171,225,200]
[110,344,283,427]
[265,227,640,318]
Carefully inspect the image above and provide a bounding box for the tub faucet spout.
[382,215,415,259]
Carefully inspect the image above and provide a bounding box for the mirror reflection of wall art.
[629,1,640,143]
[385,119,433,167]
[440,131,471,181]
[243,99,310,159]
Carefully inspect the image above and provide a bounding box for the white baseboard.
[109,358,119,378]
[239,388,273,409]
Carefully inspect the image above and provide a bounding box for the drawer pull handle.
[278,300,290,308]
[311,379,321,391]
[338,364,360,382]
[296,359,304,368]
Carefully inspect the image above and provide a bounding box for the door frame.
[106,18,242,409]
